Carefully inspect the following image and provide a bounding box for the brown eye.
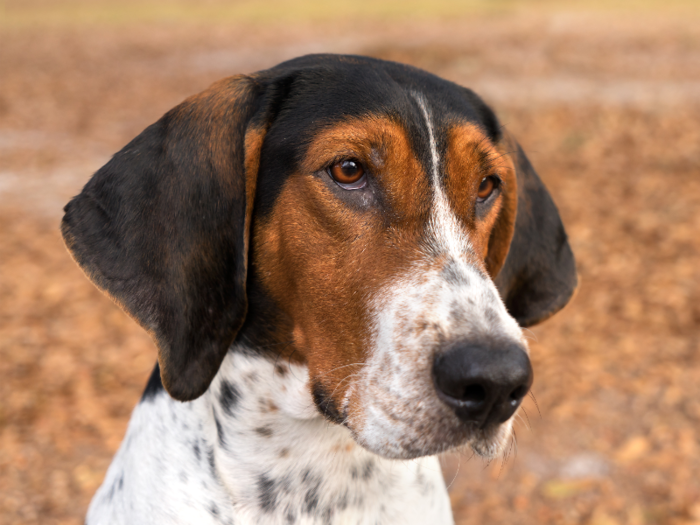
[477,175,500,202]
[329,160,365,186]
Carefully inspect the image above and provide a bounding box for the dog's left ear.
[61,75,281,401]
[490,133,578,327]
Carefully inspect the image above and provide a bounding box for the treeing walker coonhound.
[62,54,577,525]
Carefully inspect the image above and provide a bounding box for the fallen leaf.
[541,478,596,499]
[615,436,650,464]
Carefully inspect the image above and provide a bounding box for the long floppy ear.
[493,134,578,327]
[61,75,274,401]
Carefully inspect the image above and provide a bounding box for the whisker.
[458,447,476,462]
[328,372,361,401]
[520,407,532,431]
[285,346,305,381]
[529,391,542,418]
[271,340,295,367]
[522,328,538,342]
[444,454,461,491]
[513,412,527,431]
[321,362,364,376]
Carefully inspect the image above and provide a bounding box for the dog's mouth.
[344,408,519,461]
[335,368,524,461]
[466,419,516,459]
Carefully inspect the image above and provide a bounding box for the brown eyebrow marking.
[301,116,432,223]
[443,123,517,270]
[443,123,500,220]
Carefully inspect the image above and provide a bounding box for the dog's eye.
[477,175,500,202]
[329,160,366,188]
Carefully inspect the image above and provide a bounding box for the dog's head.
[62,54,576,459]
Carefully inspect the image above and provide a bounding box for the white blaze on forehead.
[412,92,471,259]
[342,95,526,459]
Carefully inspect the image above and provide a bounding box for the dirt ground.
[2,3,700,524]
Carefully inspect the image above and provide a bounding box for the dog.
[62,54,577,524]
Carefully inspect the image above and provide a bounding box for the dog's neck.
[87,349,453,525]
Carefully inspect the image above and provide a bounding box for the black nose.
[432,341,533,427]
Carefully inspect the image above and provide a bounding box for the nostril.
[461,384,486,405]
[508,385,528,405]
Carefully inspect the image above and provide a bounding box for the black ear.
[494,141,578,327]
[61,75,275,401]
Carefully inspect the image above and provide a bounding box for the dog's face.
[62,55,577,460]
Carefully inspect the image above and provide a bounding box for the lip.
[467,422,513,459]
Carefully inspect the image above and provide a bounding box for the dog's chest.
[86,351,454,525]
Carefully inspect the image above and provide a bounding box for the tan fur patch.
[253,116,433,405]
[443,123,517,276]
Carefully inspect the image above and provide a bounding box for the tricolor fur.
[61,54,577,524]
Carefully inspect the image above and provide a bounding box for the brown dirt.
[1,7,699,525]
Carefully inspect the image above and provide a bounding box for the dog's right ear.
[61,74,285,401]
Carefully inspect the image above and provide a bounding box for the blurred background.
[1,0,700,523]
